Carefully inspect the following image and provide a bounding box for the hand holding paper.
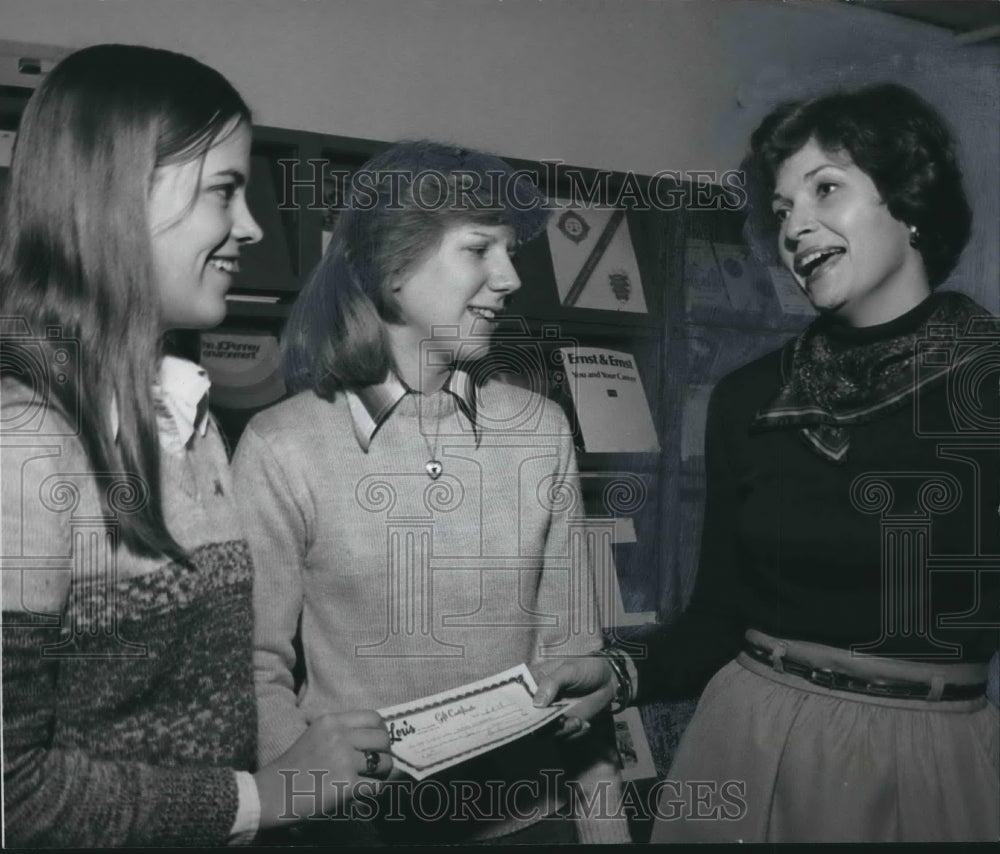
[376,664,578,780]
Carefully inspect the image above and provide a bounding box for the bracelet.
[593,647,634,714]
[600,649,632,713]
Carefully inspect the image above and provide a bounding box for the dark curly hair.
[743,83,971,288]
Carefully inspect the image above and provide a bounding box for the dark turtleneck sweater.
[635,292,1000,702]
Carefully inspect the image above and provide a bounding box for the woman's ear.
[385,268,403,293]
[379,276,405,326]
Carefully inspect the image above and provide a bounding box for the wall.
[1,0,996,306]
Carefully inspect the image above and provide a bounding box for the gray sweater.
[1,378,256,848]
[233,378,628,843]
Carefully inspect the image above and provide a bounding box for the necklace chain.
[419,394,445,480]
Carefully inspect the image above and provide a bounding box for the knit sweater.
[233,378,628,843]
[634,295,1000,702]
[1,378,256,848]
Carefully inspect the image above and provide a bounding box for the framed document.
[546,200,648,314]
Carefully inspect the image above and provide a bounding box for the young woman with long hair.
[1,43,391,848]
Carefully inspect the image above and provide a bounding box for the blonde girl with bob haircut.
[236,140,630,845]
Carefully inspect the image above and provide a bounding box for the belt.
[742,641,986,701]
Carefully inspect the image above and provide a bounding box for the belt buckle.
[809,667,836,688]
[865,679,897,697]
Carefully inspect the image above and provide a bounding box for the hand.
[254,710,392,828]
[533,655,617,739]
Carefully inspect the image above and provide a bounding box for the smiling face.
[148,120,262,330]
[771,137,928,327]
[385,221,520,386]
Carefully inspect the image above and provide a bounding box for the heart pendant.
[425,460,443,480]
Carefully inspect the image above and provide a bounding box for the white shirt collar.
[110,356,211,453]
[345,368,479,452]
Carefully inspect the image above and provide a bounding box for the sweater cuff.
[576,813,633,844]
[257,715,309,767]
[228,771,260,845]
[569,758,632,843]
[572,786,632,843]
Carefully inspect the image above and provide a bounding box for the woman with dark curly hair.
[535,83,999,843]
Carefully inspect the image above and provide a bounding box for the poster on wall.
[557,346,660,453]
[684,238,731,313]
[680,383,715,462]
[712,242,771,313]
[613,707,657,781]
[546,200,648,314]
[200,329,287,410]
[767,263,816,317]
[585,516,658,628]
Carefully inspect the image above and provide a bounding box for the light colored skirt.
[650,630,999,843]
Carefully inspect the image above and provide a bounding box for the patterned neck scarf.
[753,292,987,463]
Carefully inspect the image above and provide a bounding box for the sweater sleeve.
[533,404,602,662]
[231,422,310,766]
[1,424,238,848]
[530,404,631,843]
[631,376,747,703]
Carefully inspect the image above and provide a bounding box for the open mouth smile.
[794,247,845,280]
[208,256,240,274]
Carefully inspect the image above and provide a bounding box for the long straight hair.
[0,44,251,562]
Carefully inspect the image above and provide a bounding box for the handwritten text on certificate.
[376,664,577,780]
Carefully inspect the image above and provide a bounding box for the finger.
[358,748,392,779]
[551,716,595,741]
[329,709,386,729]
[556,715,584,736]
[536,716,566,738]
[563,720,591,741]
[349,726,392,753]
[567,688,616,723]
[544,718,577,739]
[535,669,577,706]
[533,679,555,707]
[534,669,586,705]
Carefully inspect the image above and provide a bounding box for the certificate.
[377,664,577,780]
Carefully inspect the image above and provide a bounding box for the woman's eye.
[773,208,790,224]
[468,244,489,257]
[816,181,837,198]
[210,184,236,204]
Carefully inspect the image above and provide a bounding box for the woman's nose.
[234,196,263,245]
[783,202,816,242]
[489,254,522,293]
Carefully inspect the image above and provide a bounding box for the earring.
[908,224,920,247]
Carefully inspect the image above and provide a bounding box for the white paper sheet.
[377,664,578,780]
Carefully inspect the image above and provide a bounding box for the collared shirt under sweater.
[234,375,628,843]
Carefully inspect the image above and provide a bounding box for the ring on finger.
[363,749,380,777]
